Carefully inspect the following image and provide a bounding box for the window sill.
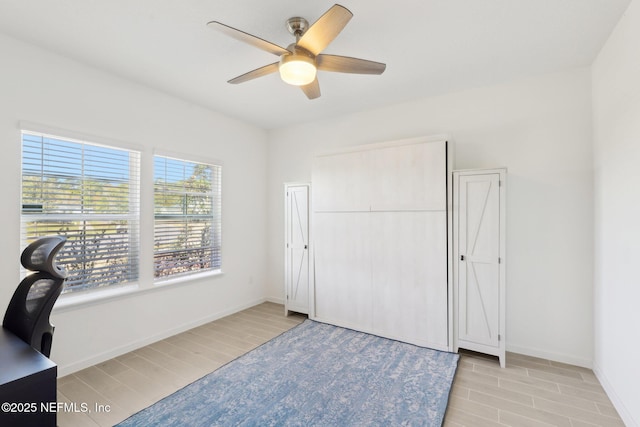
[153,269,223,288]
[53,270,224,314]
[53,284,141,313]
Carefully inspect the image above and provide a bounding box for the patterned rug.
[116,320,459,426]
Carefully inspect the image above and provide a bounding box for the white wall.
[0,33,269,375]
[592,0,640,424]
[267,68,595,367]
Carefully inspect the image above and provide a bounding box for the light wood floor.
[56,303,624,426]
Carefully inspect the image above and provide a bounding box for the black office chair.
[3,236,68,358]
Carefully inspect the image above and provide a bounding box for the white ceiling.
[0,0,630,129]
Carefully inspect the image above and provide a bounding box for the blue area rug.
[117,320,459,426]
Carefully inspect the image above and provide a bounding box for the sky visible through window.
[23,134,197,185]
[22,133,134,183]
[154,156,198,184]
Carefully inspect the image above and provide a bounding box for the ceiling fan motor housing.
[286,17,309,39]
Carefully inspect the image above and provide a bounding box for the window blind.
[21,131,140,293]
[153,155,221,280]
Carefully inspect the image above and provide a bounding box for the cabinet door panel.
[313,151,371,212]
[285,185,309,314]
[458,174,500,347]
[370,141,447,211]
[371,212,448,349]
[313,213,373,330]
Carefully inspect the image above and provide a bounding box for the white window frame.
[153,150,222,282]
[20,124,141,296]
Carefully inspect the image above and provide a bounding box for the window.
[21,131,140,293]
[153,154,221,280]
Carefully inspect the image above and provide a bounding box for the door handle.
[304,245,308,250]
[460,255,465,261]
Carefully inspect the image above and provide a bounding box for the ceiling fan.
[207,4,386,100]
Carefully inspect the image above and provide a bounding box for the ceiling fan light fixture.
[279,54,316,86]
[209,4,385,99]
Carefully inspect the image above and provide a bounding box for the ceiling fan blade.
[207,21,290,56]
[297,4,353,56]
[317,54,386,74]
[228,62,279,84]
[300,78,321,99]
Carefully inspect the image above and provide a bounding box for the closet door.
[455,170,506,367]
[284,184,310,315]
[313,213,373,331]
[371,211,449,350]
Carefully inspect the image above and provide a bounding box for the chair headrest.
[20,235,68,279]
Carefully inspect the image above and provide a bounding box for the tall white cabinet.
[453,169,506,367]
[312,136,452,351]
[284,183,310,315]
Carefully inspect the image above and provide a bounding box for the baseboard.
[593,361,638,427]
[265,296,284,305]
[506,344,593,369]
[57,297,269,377]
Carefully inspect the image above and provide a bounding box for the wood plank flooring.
[447,350,624,426]
[55,303,624,426]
